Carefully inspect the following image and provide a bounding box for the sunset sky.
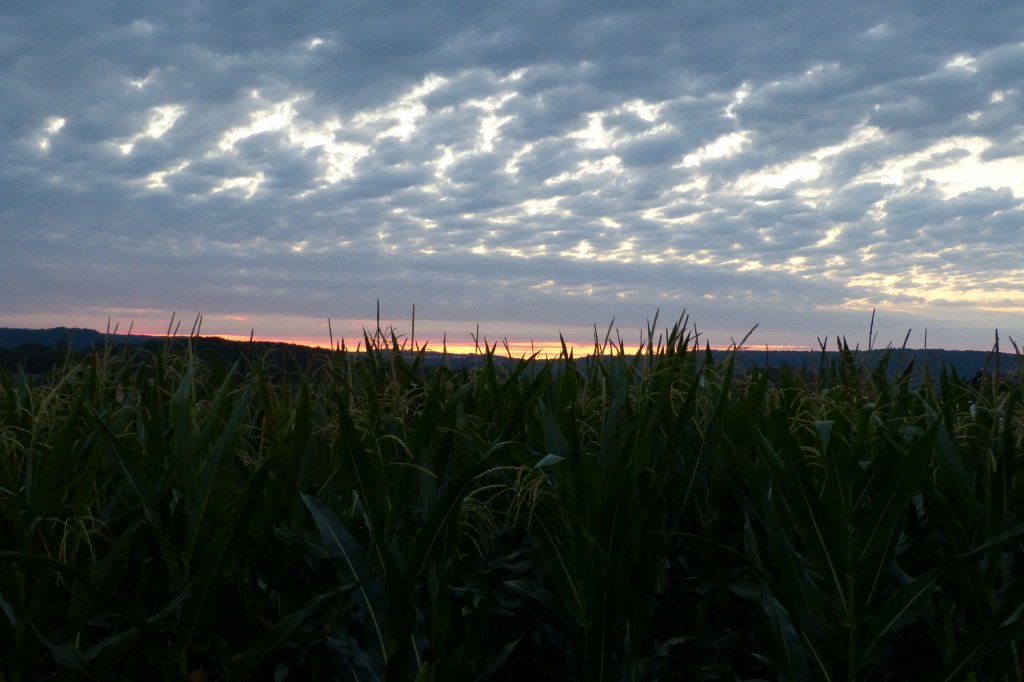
[3,2,1024,352]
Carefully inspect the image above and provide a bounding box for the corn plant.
[2,320,1023,680]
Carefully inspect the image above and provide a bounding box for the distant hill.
[727,347,1021,385]
[0,326,486,374]
[0,326,151,351]
[1,326,1020,381]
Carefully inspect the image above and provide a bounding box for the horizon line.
[9,323,1022,357]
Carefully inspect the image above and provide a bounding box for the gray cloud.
[3,2,1024,349]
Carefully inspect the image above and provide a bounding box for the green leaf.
[178,457,273,676]
[534,453,565,469]
[303,494,388,665]
[858,568,941,667]
[232,586,352,679]
[30,623,91,676]
[922,625,1015,682]
[855,418,939,565]
[760,588,810,682]
[477,638,521,680]
[183,386,250,568]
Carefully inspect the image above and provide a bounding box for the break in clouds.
[2,1,1024,349]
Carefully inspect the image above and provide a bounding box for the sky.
[3,2,1024,353]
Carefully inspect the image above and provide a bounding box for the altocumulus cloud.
[2,0,1024,349]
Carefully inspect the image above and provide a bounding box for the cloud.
[3,2,1024,349]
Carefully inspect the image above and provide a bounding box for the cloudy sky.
[3,2,1024,352]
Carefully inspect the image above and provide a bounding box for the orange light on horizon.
[180,332,813,357]
[208,333,605,357]
[79,316,814,356]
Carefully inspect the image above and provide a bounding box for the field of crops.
[2,318,1023,680]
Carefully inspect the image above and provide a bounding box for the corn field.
[2,317,1023,680]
